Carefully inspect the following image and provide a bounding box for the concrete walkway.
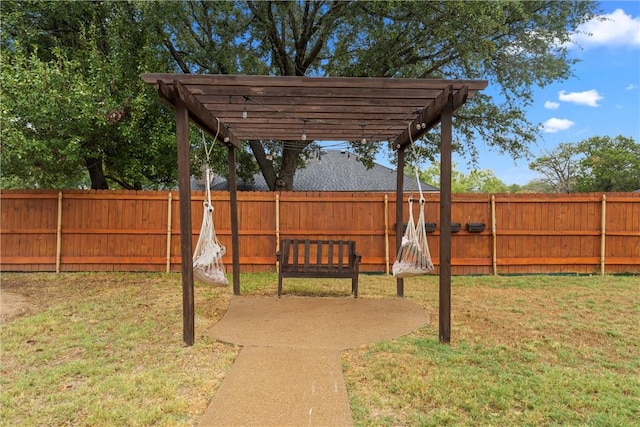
[199,297,429,426]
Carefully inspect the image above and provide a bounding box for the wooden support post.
[176,99,195,346]
[56,191,63,273]
[275,193,280,272]
[600,194,606,276]
[439,93,453,344]
[228,145,241,295]
[166,192,173,273]
[395,145,405,297]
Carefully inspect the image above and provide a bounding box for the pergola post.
[395,145,405,297]
[228,145,241,295]
[176,98,195,346]
[439,94,453,343]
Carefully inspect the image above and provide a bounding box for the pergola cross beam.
[395,85,469,149]
[156,80,241,149]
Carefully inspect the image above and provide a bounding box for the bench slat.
[328,240,333,269]
[292,239,299,269]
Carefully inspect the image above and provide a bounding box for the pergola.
[141,74,487,345]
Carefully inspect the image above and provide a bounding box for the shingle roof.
[205,150,438,192]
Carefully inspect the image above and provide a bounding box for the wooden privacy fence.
[1,190,638,275]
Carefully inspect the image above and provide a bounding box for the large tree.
[153,0,598,190]
[528,142,580,193]
[575,135,640,192]
[2,1,599,190]
[527,135,640,193]
[1,1,177,189]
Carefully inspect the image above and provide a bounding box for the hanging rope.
[202,120,220,165]
[392,166,434,278]
[192,123,228,286]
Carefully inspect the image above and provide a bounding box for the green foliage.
[575,135,640,192]
[0,0,600,190]
[330,0,598,164]
[139,1,260,75]
[1,1,177,189]
[527,136,639,193]
[418,162,510,193]
[149,0,599,190]
[516,179,556,193]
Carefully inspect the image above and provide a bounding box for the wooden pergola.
[141,74,487,345]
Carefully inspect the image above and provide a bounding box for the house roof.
[203,150,437,192]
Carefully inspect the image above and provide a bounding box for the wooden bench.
[276,239,362,298]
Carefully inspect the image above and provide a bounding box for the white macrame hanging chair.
[392,168,434,278]
[193,128,228,286]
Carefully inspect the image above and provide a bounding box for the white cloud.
[558,89,603,107]
[542,118,575,133]
[571,9,640,49]
[544,101,560,110]
[626,84,639,90]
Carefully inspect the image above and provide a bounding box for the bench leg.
[352,276,358,298]
[278,275,283,298]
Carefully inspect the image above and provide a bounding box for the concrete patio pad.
[206,296,430,350]
[200,296,430,426]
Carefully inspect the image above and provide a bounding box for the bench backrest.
[279,239,357,272]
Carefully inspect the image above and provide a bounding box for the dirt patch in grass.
[1,274,71,321]
[1,273,231,323]
[0,290,32,322]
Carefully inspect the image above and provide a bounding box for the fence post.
[384,194,390,275]
[56,191,63,273]
[600,194,606,276]
[491,194,497,276]
[166,192,173,273]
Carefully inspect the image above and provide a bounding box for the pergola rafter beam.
[395,85,469,149]
[155,80,242,149]
[174,80,242,149]
[144,74,485,145]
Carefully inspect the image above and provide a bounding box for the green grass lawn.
[1,273,638,426]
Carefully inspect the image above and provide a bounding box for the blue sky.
[364,1,640,185]
[482,0,640,185]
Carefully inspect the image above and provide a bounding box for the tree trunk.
[85,156,109,189]
[250,140,306,191]
[249,140,278,191]
[278,145,304,191]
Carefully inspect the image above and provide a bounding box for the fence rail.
[1,189,638,275]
